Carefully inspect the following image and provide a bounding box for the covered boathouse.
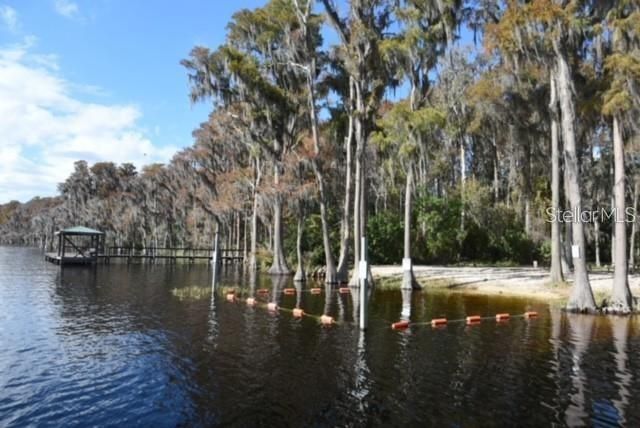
[45,226,104,266]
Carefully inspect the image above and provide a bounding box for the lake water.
[1,246,639,426]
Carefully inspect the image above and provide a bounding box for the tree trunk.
[243,213,248,266]
[524,198,531,237]
[607,116,632,312]
[235,212,240,251]
[629,179,638,273]
[460,139,466,232]
[336,78,355,283]
[562,166,573,273]
[612,194,616,266]
[594,215,601,268]
[549,73,564,283]
[493,135,500,201]
[294,206,305,282]
[506,125,517,207]
[523,138,532,237]
[402,166,419,289]
[554,53,596,312]
[269,163,291,275]
[305,64,337,284]
[315,170,337,283]
[349,83,365,286]
[249,157,261,272]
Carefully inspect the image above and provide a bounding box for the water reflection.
[610,316,631,426]
[4,247,640,426]
[549,309,564,423]
[400,288,412,321]
[349,287,359,321]
[565,313,595,426]
[271,274,287,305]
[323,282,333,316]
[294,280,302,308]
[351,329,372,419]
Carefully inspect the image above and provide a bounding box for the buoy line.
[222,288,539,331]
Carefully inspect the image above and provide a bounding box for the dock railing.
[101,246,244,264]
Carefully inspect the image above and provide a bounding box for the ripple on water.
[2,247,640,426]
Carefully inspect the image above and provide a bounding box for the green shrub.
[415,195,463,263]
[367,211,403,264]
[413,187,539,265]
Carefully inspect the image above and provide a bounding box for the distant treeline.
[0,159,545,267]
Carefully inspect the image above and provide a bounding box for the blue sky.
[0,0,473,204]
[0,0,268,203]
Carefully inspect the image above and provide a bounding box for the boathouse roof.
[56,226,104,235]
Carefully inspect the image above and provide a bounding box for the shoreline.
[371,265,640,304]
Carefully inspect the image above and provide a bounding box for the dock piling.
[212,228,221,289]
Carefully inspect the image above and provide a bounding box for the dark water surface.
[1,247,640,427]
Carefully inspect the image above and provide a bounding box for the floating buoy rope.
[495,313,510,321]
[226,286,359,296]
[222,288,538,331]
[221,291,341,325]
[392,312,540,330]
[466,315,481,324]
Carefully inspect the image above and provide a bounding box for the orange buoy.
[310,288,322,294]
[466,315,481,324]
[292,308,305,318]
[283,288,296,295]
[320,315,334,325]
[431,318,447,327]
[257,288,269,295]
[338,287,350,294]
[246,297,256,306]
[496,313,510,321]
[524,311,538,318]
[267,302,278,312]
[392,320,410,330]
[226,293,236,302]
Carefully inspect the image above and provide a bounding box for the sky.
[0,0,472,204]
[0,0,269,203]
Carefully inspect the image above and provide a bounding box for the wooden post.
[61,233,66,266]
[212,227,221,289]
[359,236,368,331]
[243,214,248,265]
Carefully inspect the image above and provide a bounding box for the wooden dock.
[45,226,104,266]
[44,226,245,267]
[99,247,244,264]
[45,252,98,265]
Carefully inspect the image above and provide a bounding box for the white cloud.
[53,0,79,19]
[0,39,178,203]
[0,5,18,32]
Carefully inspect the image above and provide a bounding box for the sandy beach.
[372,265,640,303]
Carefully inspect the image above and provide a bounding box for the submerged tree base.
[401,268,420,290]
[565,300,639,315]
[268,262,292,276]
[563,306,600,315]
[293,268,305,282]
[600,298,634,315]
[323,267,338,285]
